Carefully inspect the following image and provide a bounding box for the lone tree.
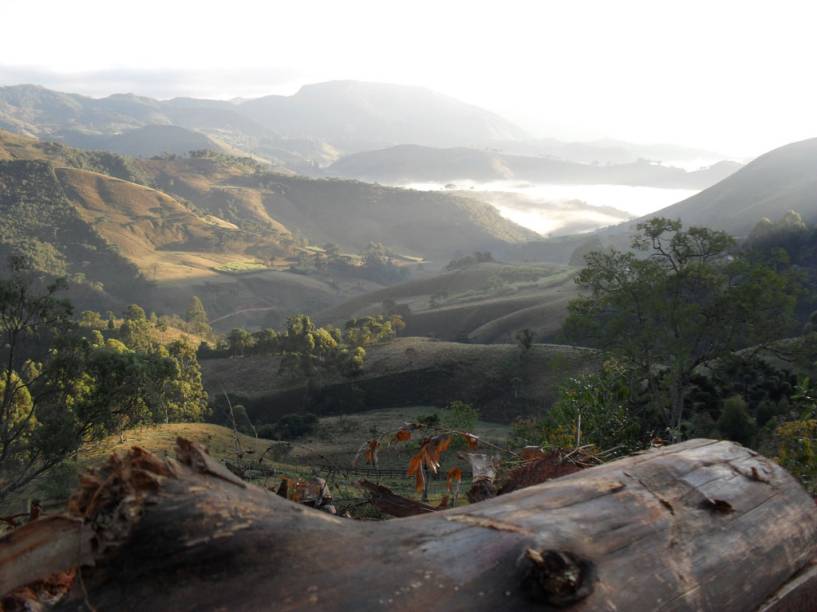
[564,218,797,434]
[185,296,211,335]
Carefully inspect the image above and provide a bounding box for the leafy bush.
[717,396,756,446]
[259,413,319,440]
[774,419,817,494]
[440,400,479,432]
[517,360,646,454]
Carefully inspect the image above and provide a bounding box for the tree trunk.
[3,438,817,611]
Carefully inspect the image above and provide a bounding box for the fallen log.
[2,438,816,611]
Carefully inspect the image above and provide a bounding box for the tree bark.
[2,438,816,611]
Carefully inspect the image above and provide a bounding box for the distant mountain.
[238,80,528,152]
[625,138,817,235]
[0,82,733,182]
[326,144,741,189]
[0,84,333,168]
[490,138,727,166]
[0,82,527,167]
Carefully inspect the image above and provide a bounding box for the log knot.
[523,548,594,607]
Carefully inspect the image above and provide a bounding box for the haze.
[2,0,816,157]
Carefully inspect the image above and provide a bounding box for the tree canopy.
[565,218,798,434]
[0,260,208,503]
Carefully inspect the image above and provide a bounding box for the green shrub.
[717,396,756,446]
[441,400,479,432]
[775,419,817,494]
[259,413,319,440]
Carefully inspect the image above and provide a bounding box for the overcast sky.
[1,0,815,157]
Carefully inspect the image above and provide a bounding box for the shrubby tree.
[440,400,479,432]
[512,360,644,454]
[185,296,211,336]
[446,251,495,271]
[717,395,756,446]
[227,328,253,357]
[278,315,341,378]
[515,328,535,352]
[258,413,319,440]
[343,315,404,347]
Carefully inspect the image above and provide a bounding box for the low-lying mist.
[402,181,699,236]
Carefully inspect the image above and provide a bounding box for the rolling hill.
[202,336,597,423]
[498,137,817,264]
[59,124,224,157]
[318,261,580,343]
[626,137,817,236]
[326,144,741,189]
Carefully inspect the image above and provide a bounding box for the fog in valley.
[400,181,699,235]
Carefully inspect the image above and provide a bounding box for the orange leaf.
[394,429,412,442]
[521,446,546,462]
[434,435,452,454]
[463,433,479,449]
[364,439,380,466]
[407,453,423,477]
[414,468,425,492]
[447,466,463,492]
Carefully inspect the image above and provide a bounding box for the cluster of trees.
[0,259,208,504]
[564,218,797,434]
[202,314,405,379]
[516,218,817,483]
[290,242,410,285]
[446,251,495,271]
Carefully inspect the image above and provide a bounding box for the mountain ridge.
[326,144,741,189]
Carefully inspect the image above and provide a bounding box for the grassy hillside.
[0,129,536,262]
[0,159,150,308]
[319,262,580,342]
[611,137,817,237]
[0,129,542,326]
[218,173,538,261]
[202,336,597,423]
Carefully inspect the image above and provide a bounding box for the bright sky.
[1,0,816,157]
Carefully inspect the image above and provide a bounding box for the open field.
[211,261,271,274]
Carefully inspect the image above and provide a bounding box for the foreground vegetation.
[6,210,817,520]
